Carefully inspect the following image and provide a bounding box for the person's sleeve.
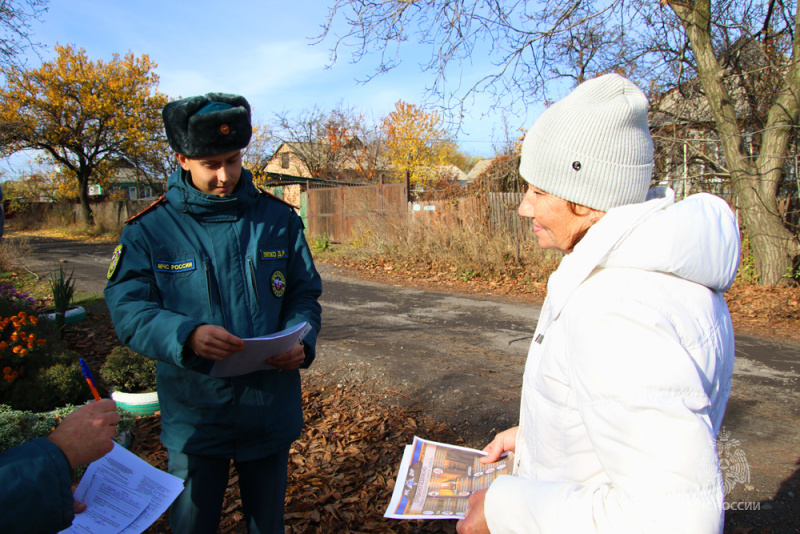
[104,223,204,367]
[0,438,75,532]
[281,212,322,368]
[484,299,724,533]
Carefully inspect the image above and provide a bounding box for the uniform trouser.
[167,447,290,534]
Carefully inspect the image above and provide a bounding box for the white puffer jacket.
[485,188,740,533]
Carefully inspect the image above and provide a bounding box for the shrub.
[0,404,135,456]
[100,346,157,393]
[1,349,90,412]
[342,205,562,284]
[0,238,32,273]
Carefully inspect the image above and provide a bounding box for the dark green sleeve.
[0,438,75,532]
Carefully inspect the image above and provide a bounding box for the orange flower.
[0,341,7,350]
[12,346,21,354]
[19,349,28,356]
[37,339,46,345]
[27,342,34,349]
[11,371,18,378]
[3,367,10,374]
[9,333,18,341]
[4,376,12,383]
[29,317,38,326]
[17,311,27,319]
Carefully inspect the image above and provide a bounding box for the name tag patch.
[260,249,287,261]
[156,259,196,273]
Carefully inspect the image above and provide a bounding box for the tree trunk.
[77,173,93,225]
[669,0,800,284]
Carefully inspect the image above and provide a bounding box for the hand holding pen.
[79,357,102,401]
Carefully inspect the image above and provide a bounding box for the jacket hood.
[165,167,260,222]
[599,188,740,291]
[542,188,740,328]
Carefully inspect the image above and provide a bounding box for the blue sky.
[3,0,526,176]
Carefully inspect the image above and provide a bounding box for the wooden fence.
[410,192,535,235]
[306,182,408,242]
[28,189,531,243]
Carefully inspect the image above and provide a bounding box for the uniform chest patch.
[260,249,288,261]
[107,245,124,280]
[271,270,286,298]
[156,259,196,273]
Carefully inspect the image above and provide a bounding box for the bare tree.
[0,0,48,69]
[274,104,387,183]
[319,0,800,285]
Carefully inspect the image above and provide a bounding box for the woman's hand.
[456,426,519,532]
[481,426,518,463]
[456,489,490,534]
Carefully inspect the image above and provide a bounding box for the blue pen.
[79,358,102,401]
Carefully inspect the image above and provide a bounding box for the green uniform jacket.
[104,168,322,460]
[0,438,75,533]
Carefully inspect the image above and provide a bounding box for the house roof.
[465,158,496,182]
[648,38,770,129]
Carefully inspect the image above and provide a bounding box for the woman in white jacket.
[457,74,740,534]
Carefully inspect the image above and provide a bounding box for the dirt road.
[19,234,800,530]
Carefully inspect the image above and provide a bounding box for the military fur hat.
[162,92,252,157]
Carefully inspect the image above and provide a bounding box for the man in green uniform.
[104,93,322,534]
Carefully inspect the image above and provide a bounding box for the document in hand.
[210,321,312,378]
[385,436,512,520]
[60,442,184,534]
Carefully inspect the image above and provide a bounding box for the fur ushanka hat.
[519,73,654,211]
[162,93,252,157]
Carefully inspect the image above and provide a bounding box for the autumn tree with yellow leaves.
[0,44,169,223]
[244,123,276,188]
[380,101,459,190]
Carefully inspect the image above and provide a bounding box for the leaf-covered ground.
[128,375,458,534]
[61,256,800,533]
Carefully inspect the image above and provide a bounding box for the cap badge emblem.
[220,124,230,135]
[572,161,582,171]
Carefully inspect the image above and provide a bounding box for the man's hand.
[47,399,120,468]
[187,325,245,361]
[266,343,305,370]
[74,499,87,514]
[456,488,491,534]
[481,426,518,463]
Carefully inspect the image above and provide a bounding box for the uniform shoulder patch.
[257,187,299,210]
[107,244,124,280]
[125,194,167,224]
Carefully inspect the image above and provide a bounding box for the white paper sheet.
[60,443,184,534]
[210,322,311,378]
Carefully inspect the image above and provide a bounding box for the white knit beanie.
[519,73,654,211]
